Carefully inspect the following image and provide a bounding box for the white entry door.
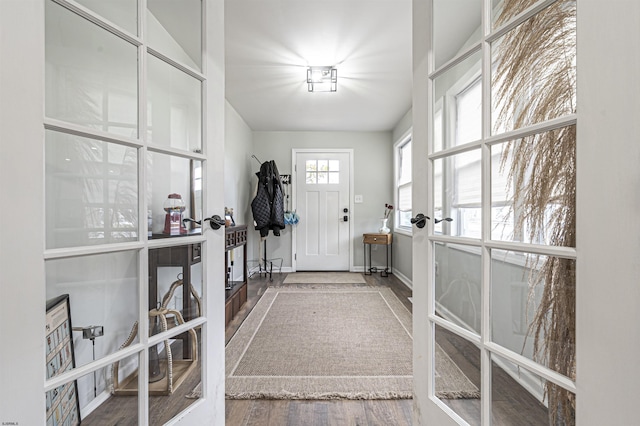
[294,150,352,271]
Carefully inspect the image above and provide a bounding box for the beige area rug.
[221,286,479,400]
[282,272,366,284]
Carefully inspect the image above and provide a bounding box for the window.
[394,134,412,231]
[305,159,340,184]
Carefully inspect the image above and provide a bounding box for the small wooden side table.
[363,233,393,277]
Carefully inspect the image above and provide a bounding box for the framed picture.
[46,294,81,426]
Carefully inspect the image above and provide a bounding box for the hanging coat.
[251,160,285,237]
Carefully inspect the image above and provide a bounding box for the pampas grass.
[493,0,576,424]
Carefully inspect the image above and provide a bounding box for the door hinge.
[294,253,297,260]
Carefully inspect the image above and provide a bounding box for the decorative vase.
[379,218,390,234]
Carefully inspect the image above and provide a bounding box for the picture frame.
[46,294,81,426]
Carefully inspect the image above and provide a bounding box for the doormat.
[222,286,479,400]
[282,272,366,284]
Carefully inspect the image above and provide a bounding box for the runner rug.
[224,286,479,400]
[282,272,366,284]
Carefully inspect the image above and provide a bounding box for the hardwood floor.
[226,271,549,426]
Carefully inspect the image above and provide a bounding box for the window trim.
[394,129,413,236]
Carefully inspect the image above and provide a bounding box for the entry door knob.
[410,213,430,228]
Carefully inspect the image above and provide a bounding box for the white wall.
[224,101,253,280]
[250,131,393,271]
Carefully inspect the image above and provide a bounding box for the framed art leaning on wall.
[46,294,81,425]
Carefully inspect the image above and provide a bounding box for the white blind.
[455,150,482,206]
[398,183,412,211]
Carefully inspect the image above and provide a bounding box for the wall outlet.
[354,194,363,203]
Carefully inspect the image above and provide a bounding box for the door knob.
[204,215,226,230]
[410,213,430,228]
[434,217,453,224]
[183,214,226,230]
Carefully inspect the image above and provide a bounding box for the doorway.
[293,149,353,271]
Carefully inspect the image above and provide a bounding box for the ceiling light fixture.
[307,66,337,92]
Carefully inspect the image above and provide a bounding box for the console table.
[148,241,201,359]
[363,233,393,277]
[225,225,248,326]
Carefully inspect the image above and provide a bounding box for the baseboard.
[491,356,546,405]
[435,302,545,404]
[81,389,110,420]
[392,269,412,289]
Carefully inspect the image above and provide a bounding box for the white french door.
[0,1,225,424]
[414,0,578,425]
[293,150,353,271]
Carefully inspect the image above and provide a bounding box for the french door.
[293,150,353,271]
[0,1,224,424]
[414,0,577,424]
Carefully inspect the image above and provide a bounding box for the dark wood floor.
[226,271,549,426]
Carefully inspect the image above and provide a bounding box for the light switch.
[354,194,363,203]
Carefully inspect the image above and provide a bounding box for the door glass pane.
[45,130,139,249]
[149,245,204,332]
[491,353,575,425]
[491,126,576,247]
[147,153,202,238]
[433,149,481,238]
[433,51,481,152]
[47,356,139,425]
[149,335,202,423]
[435,243,481,334]
[435,324,481,425]
[75,0,138,35]
[491,249,576,378]
[491,0,576,135]
[147,0,202,71]
[147,54,202,152]
[306,160,317,171]
[433,0,482,70]
[78,354,140,425]
[46,251,140,369]
[45,0,138,137]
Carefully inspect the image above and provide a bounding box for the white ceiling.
[224,0,413,132]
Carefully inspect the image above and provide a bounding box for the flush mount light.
[307,66,337,92]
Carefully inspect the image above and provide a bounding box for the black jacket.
[251,160,285,237]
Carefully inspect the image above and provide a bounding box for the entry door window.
[426,0,577,424]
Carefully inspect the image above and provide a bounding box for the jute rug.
[282,272,366,284]
[223,286,479,400]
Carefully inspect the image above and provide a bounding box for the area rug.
[282,272,366,284]
[224,286,479,400]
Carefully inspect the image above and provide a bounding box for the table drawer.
[363,233,392,245]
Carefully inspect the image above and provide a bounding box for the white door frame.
[291,148,355,272]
